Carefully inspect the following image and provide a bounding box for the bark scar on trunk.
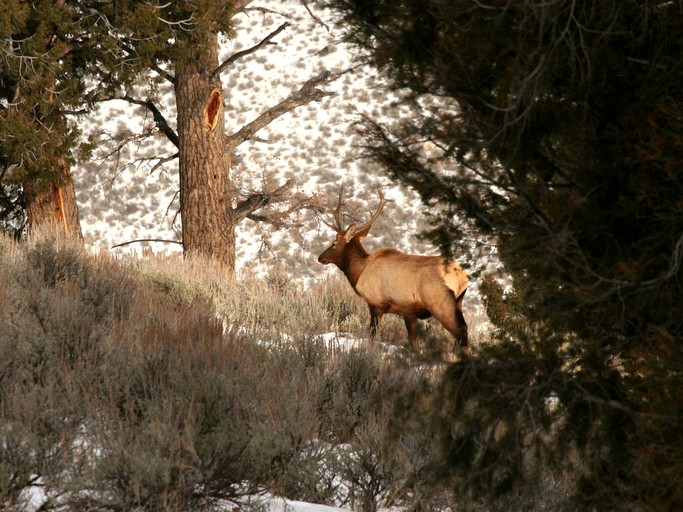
[52,180,68,235]
[204,88,222,132]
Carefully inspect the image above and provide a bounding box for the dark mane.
[374,247,403,257]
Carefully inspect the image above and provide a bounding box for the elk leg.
[454,309,469,348]
[433,290,469,349]
[455,289,469,348]
[403,316,419,352]
[369,306,383,343]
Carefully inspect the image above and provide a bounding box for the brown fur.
[319,234,469,352]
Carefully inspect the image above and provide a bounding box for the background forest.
[2,1,683,511]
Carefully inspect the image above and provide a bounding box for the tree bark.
[174,34,236,273]
[23,159,84,243]
[171,30,331,275]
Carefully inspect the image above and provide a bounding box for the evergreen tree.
[0,0,86,240]
[331,1,683,509]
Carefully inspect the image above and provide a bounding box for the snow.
[18,485,353,512]
[269,497,348,512]
[73,0,435,282]
[18,480,353,512]
[17,479,47,512]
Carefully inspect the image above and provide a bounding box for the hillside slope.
[73,0,438,279]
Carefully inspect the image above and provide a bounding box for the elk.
[317,187,468,353]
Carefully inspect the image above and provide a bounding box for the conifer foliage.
[331,0,683,509]
[0,1,86,239]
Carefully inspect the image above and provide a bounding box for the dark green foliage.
[330,0,683,509]
[0,2,84,174]
[0,1,84,233]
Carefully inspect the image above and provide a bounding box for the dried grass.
[1,230,461,511]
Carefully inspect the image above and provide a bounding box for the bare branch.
[242,6,288,17]
[246,200,314,228]
[235,0,256,11]
[300,0,330,32]
[225,69,334,151]
[233,180,293,223]
[120,95,179,148]
[210,22,290,79]
[93,127,176,180]
[148,152,179,174]
[233,178,325,231]
[234,193,271,223]
[111,238,183,249]
[150,62,175,84]
[111,36,176,84]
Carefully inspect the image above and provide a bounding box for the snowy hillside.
[74,0,438,279]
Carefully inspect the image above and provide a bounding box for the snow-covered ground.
[269,498,348,512]
[22,490,351,512]
[20,482,351,512]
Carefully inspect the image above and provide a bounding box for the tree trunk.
[175,34,236,274]
[23,158,84,243]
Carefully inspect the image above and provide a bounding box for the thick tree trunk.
[23,159,84,243]
[175,34,236,274]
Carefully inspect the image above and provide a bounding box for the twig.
[300,0,330,32]
[234,180,293,223]
[111,238,183,249]
[149,152,179,174]
[225,69,334,151]
[120,95,179,148]
[210,22,290,79]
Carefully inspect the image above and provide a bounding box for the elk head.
[318,186,392,270]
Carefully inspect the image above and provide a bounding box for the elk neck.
[341,238,370,289]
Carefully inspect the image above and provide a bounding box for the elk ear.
[343,224,358,242]
[353,224,372,240]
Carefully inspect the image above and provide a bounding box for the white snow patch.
[269,497,349,512]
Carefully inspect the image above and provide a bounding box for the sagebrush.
[0,232,466,511]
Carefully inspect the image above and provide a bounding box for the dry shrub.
[337,412,393,512]
[0,231,137,508]
[81,290,325,509]
[0,231,459,511]
[308,275,367,334]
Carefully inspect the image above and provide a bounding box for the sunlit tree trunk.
[23,158,83,243]
[174,34,236,273]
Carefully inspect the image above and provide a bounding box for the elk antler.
[355,187,393,235]
[321,185,346,234]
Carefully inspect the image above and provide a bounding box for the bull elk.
[317,187,469,353]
